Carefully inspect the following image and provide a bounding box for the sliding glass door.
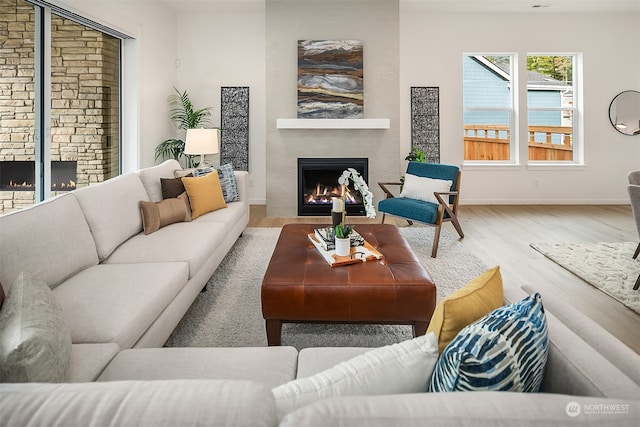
[0,0,122,214]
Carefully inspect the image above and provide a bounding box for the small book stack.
[313,227,365,251]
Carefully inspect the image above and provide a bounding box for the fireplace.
[0,161,77,191]
[297,157,368,216]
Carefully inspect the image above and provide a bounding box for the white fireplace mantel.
[276,118,390,129]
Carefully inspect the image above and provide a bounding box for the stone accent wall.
[0,0,120,214]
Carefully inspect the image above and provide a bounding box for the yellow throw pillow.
[139,198,189,235]
[181,172,227,219]
[427,266,504,354]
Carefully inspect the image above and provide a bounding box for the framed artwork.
[220,87,249,171]
[411,87,440,163]
[297,40,363,119]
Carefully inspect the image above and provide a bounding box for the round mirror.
[609,90,640,136]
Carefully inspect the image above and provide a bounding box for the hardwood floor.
[249,204,640,354]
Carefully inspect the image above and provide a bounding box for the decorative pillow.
[193,164,239,203]
[272,332,439,420]
[427,266,504,353]
[177,191,192,222]
[0,272,72,382]
[429,293,548,393]
[216,163,239,202]
[181,172,227,219]
[160,174,192,199]
[173,169,194,178]
[139,198,189,235]
[400,173,452,205]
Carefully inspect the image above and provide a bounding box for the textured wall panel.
[411,87,440,163]
[220,87,250,171]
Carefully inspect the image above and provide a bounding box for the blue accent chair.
[378,162,463,258]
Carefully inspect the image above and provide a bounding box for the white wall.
[175,1,266,203]
[400,5,640,204]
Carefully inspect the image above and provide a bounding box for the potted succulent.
[334,168,376,256]
[155,87,212,168]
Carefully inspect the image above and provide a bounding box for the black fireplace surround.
[0,160,77,191]
[297,157,368,216]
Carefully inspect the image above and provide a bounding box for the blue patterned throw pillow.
[429,292,548,393]
[193,164,239,203]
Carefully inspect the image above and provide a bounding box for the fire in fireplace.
[0,161,77,192]
[297,158,368,216]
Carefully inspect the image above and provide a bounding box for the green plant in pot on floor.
[334,168,376,256]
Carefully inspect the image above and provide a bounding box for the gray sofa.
[0,159,250,381]
[1,161,639,426]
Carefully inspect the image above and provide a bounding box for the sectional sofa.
[1,160,639,426]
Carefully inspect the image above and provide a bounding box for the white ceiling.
[159,0,640,14]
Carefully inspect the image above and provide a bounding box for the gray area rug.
[531,242,640,315]
[165,227,487,350]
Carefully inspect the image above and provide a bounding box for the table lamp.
[184,128,219,168]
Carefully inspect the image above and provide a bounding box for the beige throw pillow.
[139,198,189,235]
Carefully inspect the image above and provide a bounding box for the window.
[462,53,582,165]
[527,54,577,162]
[463,54,515,162]
[0,0,125,214]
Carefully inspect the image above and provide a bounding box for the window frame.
[462,53,519,165]
[526,52,582,165]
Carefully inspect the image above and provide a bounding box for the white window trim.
[463,53,519,166]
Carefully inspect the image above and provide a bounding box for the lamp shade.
[184,128,219,155]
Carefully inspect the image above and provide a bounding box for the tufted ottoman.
[261,224,436,345]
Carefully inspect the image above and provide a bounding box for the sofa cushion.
[296,347,372,378]
[0,272,72,383]
[98,347,298,388]
[106,221,227,279]
[0,193,98,291]
[70,343,120,383]
[182,172,227,219]
[400,173,452,205]
[279,392,640,427]
[52,262,189,349]
[427,266,504,353]
[0,380,278,427]
[74,173,150,261]
[273,333,439,420]
[430,293,548,393]
[137,159,182,202]
[139,198,190,235]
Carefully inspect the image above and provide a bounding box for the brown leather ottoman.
[261,223,436,345]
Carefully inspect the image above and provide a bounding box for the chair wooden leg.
[380,213,386,224]
[451,216,464,238]
[407,220,413,226]
[431,224,442,258]
[634,273,640,291]
[633,243,640,260]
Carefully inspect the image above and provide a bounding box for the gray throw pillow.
[0,272,72,382]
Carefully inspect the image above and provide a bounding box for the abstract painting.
[411,87,440,163]
[297,40,363,119]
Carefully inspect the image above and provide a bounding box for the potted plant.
[155,87,212,168]
[334,168,376,256]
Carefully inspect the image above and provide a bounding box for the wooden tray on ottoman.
[261,223,437,346]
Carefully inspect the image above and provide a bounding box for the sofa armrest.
[280,392,639,426]
[234,170,249,203]
[0,380,277,427]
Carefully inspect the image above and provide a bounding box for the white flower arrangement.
[335,168,376,238]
